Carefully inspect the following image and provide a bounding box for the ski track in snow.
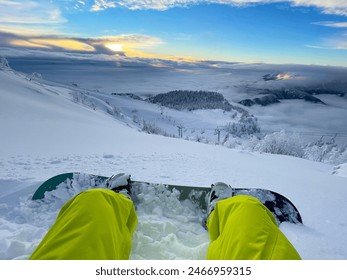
[0,153,208,184]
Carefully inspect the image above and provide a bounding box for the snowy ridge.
[1,67,347,259]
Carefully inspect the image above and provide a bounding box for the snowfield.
[0,66,347,260]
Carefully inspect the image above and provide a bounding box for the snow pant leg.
[206,195,301,260]
[30,188,138,260]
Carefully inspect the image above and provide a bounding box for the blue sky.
[1,0,347,66]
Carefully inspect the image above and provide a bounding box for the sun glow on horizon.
[105,43,123,52]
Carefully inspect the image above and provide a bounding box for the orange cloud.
[2,31,200,63]
[9,38,95,52]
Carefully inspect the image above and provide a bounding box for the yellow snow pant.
[30,189,137,260]
[207,195,301,260]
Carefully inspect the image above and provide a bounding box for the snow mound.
[333,163,347,178]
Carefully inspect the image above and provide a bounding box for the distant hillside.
[147,90,241,112]
[238,87,346,107]
[239,88,327,107]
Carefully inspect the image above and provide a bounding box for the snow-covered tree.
[27,72,42,82]
[225,114,260,137]
[0,57,10,70]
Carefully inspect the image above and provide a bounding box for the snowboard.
[32,172,303,224]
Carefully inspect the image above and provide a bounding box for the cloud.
[312,21,347,28]
[0,31,205,64]
[305,44,326,49]
[96,34,165,48]
[0,31,165,56]
[291,0,347,16]
[0,0,67,37]
[0,1,165,54]
[90,0,117,11]
[334,42,347,49]
[0,32,95,53]
[12,38,96,52]
[0,0,66,24]
[310,20,347,50]
[88,0,347,15]
[306,36,347,50]
[325,36,347,50]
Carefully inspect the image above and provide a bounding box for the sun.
[105,43,123,52]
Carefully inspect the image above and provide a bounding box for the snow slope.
[8,56,347,141]
[0,68,347,259]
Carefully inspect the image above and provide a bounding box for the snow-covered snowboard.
[32,172,302,224]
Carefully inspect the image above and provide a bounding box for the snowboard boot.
[207,182,234,218]
[105,173,132,200]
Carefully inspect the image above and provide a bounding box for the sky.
[1,0,347,66]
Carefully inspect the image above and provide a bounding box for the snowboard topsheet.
[32,172,303,224]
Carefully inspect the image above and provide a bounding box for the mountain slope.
[0,69,347,259]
